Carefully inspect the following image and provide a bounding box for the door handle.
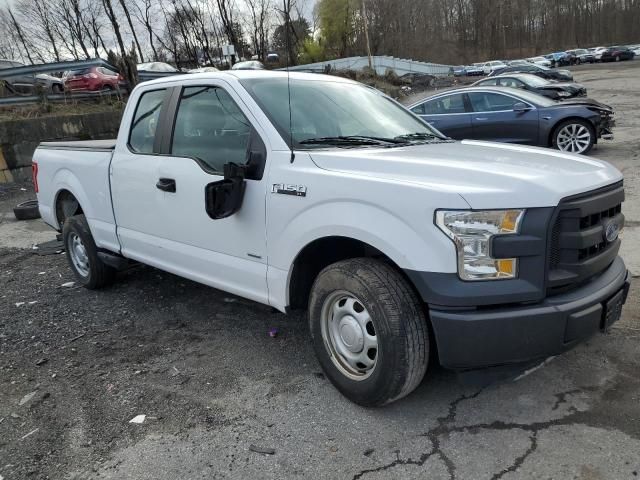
[475,117,489,121]
[156,178,176,193]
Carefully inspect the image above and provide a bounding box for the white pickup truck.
[33,71,629,406]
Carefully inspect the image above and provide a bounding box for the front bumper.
[428,256,629,370]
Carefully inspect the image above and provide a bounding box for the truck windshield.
[241,77,444,148]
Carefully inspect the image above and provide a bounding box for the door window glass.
[129,89,166,154]
[468,92,519,112]
[422,94,467,115]
[171,86,252,172]
[411,103,425,115]
[498,78,524,88]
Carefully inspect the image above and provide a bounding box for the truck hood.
[308,140,623,209]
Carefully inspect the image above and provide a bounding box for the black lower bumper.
[429,256,629,370]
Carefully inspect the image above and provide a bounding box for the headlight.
[436,209,525,281]
[557,91,571,97]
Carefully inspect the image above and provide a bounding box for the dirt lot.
[1,62,640,480]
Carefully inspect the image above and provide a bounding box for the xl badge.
[603,220,620,243]
[272,183,307,197]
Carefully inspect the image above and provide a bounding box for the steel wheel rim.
[556,124,591,153]
[320,291,378,381]
[68,232,90,277]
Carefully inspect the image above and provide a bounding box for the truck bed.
[39,139,116,151]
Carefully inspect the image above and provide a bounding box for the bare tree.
[131,0,160,61]
[117,0,145,62]
[16,0,61,61]
[101,0,127,58]
[217,0,241,56]
[83,0,109,58]
[246,0,272,60]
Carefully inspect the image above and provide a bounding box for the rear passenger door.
[411,93,472,139]
[468,91,539,144]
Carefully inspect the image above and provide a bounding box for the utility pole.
[361,0,373,70]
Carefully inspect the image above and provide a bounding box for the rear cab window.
[128,89,167,154]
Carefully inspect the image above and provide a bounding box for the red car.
[63,66,120,92]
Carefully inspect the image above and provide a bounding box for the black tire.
[615,55,621,62]
[62,214,116,289]
[309,258,429,407]
[576,58,581,65]
[52,83,63,94]
[13,200,41,220]
[552,118,595,154]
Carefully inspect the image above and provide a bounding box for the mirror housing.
[513,102,532,113]
[205,163,246,220]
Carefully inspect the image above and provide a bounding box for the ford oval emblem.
[603,221,620,243]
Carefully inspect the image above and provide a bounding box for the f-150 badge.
[272,184,307,197]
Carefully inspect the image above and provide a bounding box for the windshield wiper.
[393,132,441,141]
[299,135,403,146]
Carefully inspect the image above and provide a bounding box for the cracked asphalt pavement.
[1,62,640,479]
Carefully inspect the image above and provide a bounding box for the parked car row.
[1,59,267,97]
[452,43,637,79]
[0,59,64,94]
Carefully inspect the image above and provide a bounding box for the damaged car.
[410,86,614,154]
[472,73,587,100]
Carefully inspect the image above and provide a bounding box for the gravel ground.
[1,61,640,480]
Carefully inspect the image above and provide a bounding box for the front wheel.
[309,258,429,406]
[552,119,595,154]
[63,214,116,289]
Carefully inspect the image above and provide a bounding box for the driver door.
[468,91,539,144]
[113,82,270,304]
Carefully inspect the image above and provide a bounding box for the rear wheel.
[553,119,595,154]
[615,55,621,62]
[63,214,116,289]
[309,258,429,406]
[52,83,63,94]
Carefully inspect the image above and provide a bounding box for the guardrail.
[0,89,121,106]
[0,58,114,77]
[280,55,453,76]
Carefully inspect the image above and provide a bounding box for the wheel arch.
[54,188,84,229]
[50,169,93,230]
[548,115,596,147]
[286,235,423,312]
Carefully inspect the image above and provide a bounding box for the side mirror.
[513,102,532,113]
[205,163,246,220]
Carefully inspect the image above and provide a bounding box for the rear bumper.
[429,256,629,370]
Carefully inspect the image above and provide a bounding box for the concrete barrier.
[0,110,122,183]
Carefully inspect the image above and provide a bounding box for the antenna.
[285,7,295,163]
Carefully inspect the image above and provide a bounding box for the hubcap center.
[338,316,364,353]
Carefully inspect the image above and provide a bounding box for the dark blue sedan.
[408,86,614,154]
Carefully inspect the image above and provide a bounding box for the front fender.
[278,200,457,273]
[266,199,461,311]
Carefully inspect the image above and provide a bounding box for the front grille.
[547,182,624,294]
